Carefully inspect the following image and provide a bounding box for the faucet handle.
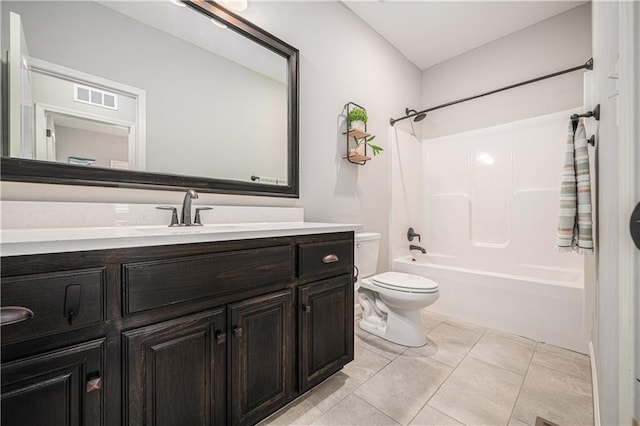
[194,207,213,226]
[407,227,421,242]
[156,206,179,227]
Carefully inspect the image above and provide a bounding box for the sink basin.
[133,224,248,235]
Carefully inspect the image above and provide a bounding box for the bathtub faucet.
[409,244,426,254]
[407,227,421,242]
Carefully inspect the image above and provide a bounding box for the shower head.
[405,108,427,122]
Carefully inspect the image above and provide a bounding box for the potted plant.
[347,107,368,132]
[354,135,383,157]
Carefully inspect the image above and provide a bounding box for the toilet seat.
[371,272,438,294]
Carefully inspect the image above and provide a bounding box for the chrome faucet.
[409,244,427,254]
[180,189,199,226]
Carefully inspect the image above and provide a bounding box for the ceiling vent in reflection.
[73,84,118,111]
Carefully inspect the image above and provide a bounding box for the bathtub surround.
[421,109,583,276]
[390,111,589,352]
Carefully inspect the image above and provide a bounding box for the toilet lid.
[371,272,438,293]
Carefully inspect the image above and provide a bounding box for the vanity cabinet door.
[298,275,354,392]
[1,339,105,426]
[122,308,227,426]
[229,289,293,426]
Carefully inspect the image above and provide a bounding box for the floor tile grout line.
[407,346,469,426]
[528,357,593,382]
[528,359,594,384]
[349,393,403,426]
[465,336,537,377]
[507,340,538,425]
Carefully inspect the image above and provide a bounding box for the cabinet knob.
[215,330,226,344]
[322,254,339,264]
[302,304,312,313]
[86,376,102,393]
[0,306,35,326]
[232,326,243,338]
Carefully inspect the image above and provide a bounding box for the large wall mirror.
[0,0,299,197]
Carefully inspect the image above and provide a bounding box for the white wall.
[1,1,421,272]
[420,4,591,139]
[54,126,128,168]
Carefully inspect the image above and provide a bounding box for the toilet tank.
[355,232,380,279]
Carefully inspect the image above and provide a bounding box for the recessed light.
[170,0,186,7]
[211,18,227,29]
[223,0,248,12]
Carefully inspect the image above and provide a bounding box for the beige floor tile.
[355,325,409,360]
[420,309,447,331]
[486,328,536,346]
[508,417,530,426]
[531,343,591,381]
[305,370,365,413]
[468,331,535,375]
[259,396,321,426]
[343,344,391,381]
[444,317,487,334]
[511,363,593,426]
[291,407,324,426]
[354,355,452,425]
[429,357,524,426]
[405,322,483,367]
[311,394,400,426]
[409,405,463,426]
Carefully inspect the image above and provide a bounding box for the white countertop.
[0,222,362,257]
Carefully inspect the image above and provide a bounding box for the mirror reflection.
[1,1,290,186]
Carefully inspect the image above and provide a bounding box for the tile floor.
[259,309,594,426]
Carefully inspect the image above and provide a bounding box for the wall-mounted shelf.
[341,152,371,162]
[344,129,370,139]
[342,102,371,165]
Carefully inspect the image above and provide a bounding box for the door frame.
[27,56,147,170]
[617,0,639,421]
[34,102,137,167]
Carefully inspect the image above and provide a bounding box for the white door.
[8,12,34,158]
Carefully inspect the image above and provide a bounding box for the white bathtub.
[393,255,586,353]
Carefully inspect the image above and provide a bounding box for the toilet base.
[359,310,426,347]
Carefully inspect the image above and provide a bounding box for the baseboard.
[589,341,601,426]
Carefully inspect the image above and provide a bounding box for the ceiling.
[343,1,587,70]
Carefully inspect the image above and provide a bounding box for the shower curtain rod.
[389,58,594,126]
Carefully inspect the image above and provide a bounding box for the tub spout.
[410,244,426,254]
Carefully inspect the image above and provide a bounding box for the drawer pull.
[233,326,243,338]
[0,306,35,326]
[64,285,82,325]
[86,376,102,393]
[302,304,312,313]
[322,254,339,264]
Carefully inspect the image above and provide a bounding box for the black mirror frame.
[1,0,299,198]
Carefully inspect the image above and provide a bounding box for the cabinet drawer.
[298,240,353,279]
[123,245,294,314]
[1,268,106,344]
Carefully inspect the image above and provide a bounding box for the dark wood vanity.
[1,232,354,425]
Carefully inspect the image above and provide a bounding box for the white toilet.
[355,232,439,347]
